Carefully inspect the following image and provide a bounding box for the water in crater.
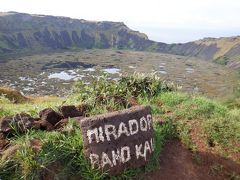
[102,68,120,74]
[48,71,76,80]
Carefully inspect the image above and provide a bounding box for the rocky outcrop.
[161,36,240,70]
[59,105,83,118]
[0,96,141,138]
[0,113,39,135]
[0,12,158,56]
[1,12,240,70]
[0,104,88,137]
[79,29,95,48]
[161,42,219,60]
[39,108,63,126]
[17,33,28,48]
[99,33,110,48]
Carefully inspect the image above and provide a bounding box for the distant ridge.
[0,11,156,56]
[0,12,240,70]
[166,36,240,69]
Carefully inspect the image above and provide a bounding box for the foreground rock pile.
[0,104,90,170]
[0,105,88,142]
[0,96,139,155]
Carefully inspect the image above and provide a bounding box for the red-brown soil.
[144,139,240,180]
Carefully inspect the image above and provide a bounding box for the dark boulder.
[39,108,63,126]
[59,105,82,118]
[13,113,35,128]
[31,118,42,130]
[0,113,36,135]
[0,116,13,134]
[38,120,54,131]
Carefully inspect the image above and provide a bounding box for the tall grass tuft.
[71,73,174,108]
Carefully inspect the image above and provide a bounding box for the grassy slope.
[194,37,240,69]
[0,12,152,60]
[0,74,239,179]
[195,37,240,59]
[1,12,240,71]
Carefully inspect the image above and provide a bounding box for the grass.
[71,73,174,109]
[223,80,240,109]
[0,119,173,180]
[0,73,239,179]
[0,96,63,118]
[0,120,104,180]
[195,36,240,59]
[136,83,240,158]
[140,92,240,157]
[0,87,29,104]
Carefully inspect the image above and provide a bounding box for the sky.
[1,0,240,43]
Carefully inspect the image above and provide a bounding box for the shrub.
[72,73,174,106]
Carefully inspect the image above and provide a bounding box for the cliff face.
[162,42,219,59]
[0,12,240,70]
[0,12,159,56]
[164,37,240,70]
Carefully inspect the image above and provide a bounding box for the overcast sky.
[1,0,240,43]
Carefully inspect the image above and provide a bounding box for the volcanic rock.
[59,105,82,118]
[38,120,54,131]
[39,108,63,125]
[0,113,36,135]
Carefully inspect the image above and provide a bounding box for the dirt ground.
[144,139,240,180]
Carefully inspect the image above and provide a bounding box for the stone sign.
[79,105,154,175]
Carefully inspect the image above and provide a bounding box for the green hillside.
[0,74,239,179]
[1,12,240,70]
[0,12,156,58]
[167,37,240,70]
